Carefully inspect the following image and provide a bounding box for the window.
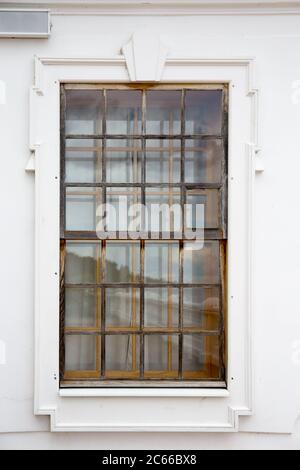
[60,84,227,387]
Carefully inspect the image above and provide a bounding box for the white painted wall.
[0,1,300,448]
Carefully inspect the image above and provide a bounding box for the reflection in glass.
[65,139,102,183]
[106,288,140,328]
[65,89,103,135]
[105,242,140,282]
[105,335,140,373]
[65,287,100,327]
[145,139,181,183]
[144,335,179,375]
[185,139,223,183]
[145,187,181,235]
[65,242,100,284]
[106,139,141,183]
[106,187,141,233]
[183,241,220,284]
[106,90,142,135]
[185,90,223,135]
[182,334,220,378]
[144,288,179,328]
[186,189,219,230]
[146,90,181,135]
[183,287,220,330]
[65,335,96,370]
[144,242,179,283]
[66,187,102,231]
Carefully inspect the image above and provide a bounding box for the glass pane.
[144,288,179,328]
[106,187,141,234]
[183,241,220,284]
[65,287,100,327]
[186,189,219,230]
[185,139,223,183]
[182,334,220,379]
[106,139,141,183]
[105,242,140,282]
[0,11,49,34]
[65,242,100,284]
[65,139,102,183]
[66,187,102,231]
[105,335,140,376]
[145,187,181,235]
[65,335,97,370]
[144,334,179,376]
[144,242,179,283]
[183,287,220,330]
[185,90,223,135]
[146,90,181,135]
[106,90,142,135]
[106,288,140,328]
[145,139,181,183]
[65,89,103,135]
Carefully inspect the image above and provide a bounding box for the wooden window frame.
[60,83,228,388]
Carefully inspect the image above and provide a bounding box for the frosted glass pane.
[0,11,49,35]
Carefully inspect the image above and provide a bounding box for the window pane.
[106,90,142,135]
[106,139,141,183]
[106,187,141,234]
[105,335,140,377]
[144,334,179,377]
[183,241,220,284]
[183,287,220,330]
[65,89,103,135]
[185,139,223,183]
[185,90,223,135]
[145,139,181,183]
[182,334,220,379]
[144,288,179,328]
[65,335,97,371]
[65,242,100,284]
[65,139,102,183]
[146,90,181,135]
[65,287,100,327]
[65,187,102,231]
[186,189,219,230]
[105,242,140,282]
[144,242,179,283]
[106,288,140,328]
[145,187,181,235]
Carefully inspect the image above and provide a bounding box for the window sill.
[59,382,228,397]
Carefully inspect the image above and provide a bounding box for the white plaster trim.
[30,53,259,432]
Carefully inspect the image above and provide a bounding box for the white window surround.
[28,33,262,431]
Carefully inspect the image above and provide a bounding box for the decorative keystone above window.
[122,31,169,82]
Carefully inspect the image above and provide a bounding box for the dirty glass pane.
[185,90,223,135]
[65,242,100,284]
[65,335,97,371]
[144,242,179,283]
[65,139,102,183]
[105,242,140,282]
[66,187,102,231]
[183,241,220,284]
[66,89,103,135]
[65,287,100,327]
[144,288,179,328]
[144,334,179,376]
[185,139,223,183]
[106,90,142,135]
[106,139,142,183]
[182,334,220,378]
[183,287,220,330]
[106,288,140,328]
[105,335,140,375]
[145,139,181,183]
[146,90,181,135]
